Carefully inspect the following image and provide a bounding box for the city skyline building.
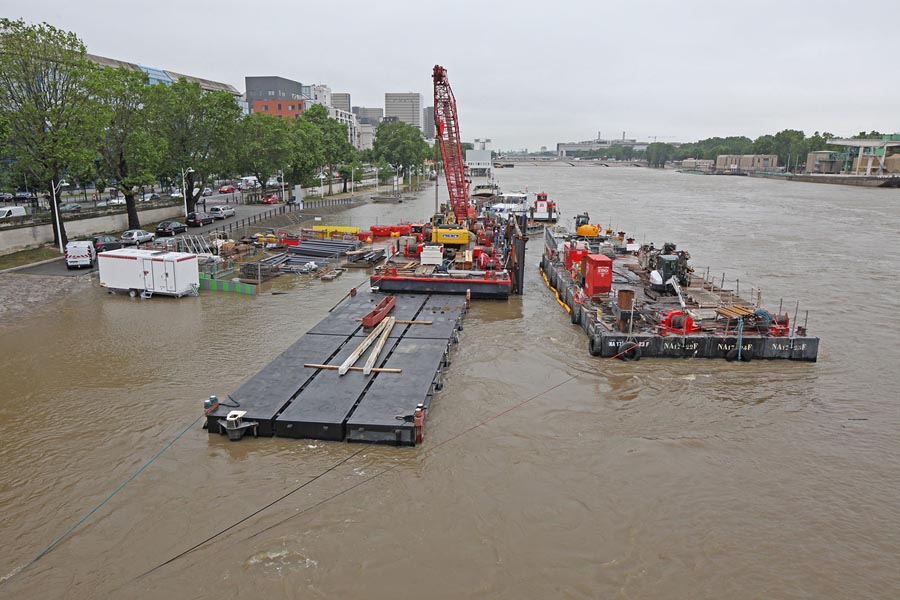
[353,106,383,125]
[244,75,304,104]
[424,106,435,138]
[332,93,351,113]
[385,92,422,129]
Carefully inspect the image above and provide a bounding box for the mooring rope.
[0,409,213,589]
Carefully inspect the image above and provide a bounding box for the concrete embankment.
[0,205,186,254]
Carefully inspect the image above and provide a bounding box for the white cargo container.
[98,248,199,298]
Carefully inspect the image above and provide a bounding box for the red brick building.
[251,99,305,118]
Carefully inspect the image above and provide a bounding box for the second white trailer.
[98,248,199,297]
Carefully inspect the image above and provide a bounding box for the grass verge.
[0,245,62,270]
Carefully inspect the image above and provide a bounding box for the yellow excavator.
[574,213,599,237]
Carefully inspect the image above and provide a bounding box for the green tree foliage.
[146,79,240,213]
[300,104,353,194]
[336,160,366,194]
[372,121,430,180]
[287,118,325,187]
[234,112,293,195]
[90,67,164,228]
[645,143,676,168]
[675,136,753,160]
[0,18,102,246]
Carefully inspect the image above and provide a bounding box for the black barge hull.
[540,254,818,361]
[373,275,511,299]
[207,292,466,445]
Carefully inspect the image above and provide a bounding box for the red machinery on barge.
[370,65,527,300]
[539,215,819,361]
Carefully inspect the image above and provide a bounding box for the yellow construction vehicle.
[430,213,469,246]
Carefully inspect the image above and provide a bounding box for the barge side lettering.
[773,343,806,351]
[717,343,753,351]
[663,342,699,351]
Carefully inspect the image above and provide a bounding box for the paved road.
[16,200,285,278]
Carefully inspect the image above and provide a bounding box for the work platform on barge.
[540,226,819,361]
[207,291,466,445]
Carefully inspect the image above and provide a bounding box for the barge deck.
[206,291,466,445]
[540,227,819,361]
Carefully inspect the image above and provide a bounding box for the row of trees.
[570,129,888,169]
[0,19,435,247]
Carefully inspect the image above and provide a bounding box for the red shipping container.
[564,242,589,271]
[582,254,613,296]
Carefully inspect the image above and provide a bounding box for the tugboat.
[539,213,819,361]
[470,182,500,206]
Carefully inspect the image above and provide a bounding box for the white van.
[65,241,96,269]
[240,176,260,190]
[0,206,27,219]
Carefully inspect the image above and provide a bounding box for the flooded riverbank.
[2,166,899,599]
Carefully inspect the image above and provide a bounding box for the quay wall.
[0,205,185,254]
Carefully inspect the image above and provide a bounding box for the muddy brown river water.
[1,164,899,599]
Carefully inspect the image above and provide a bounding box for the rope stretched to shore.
[0,409,214,590]
[133,372,581,580]
[137,444,370,579]
[241,371,581,541]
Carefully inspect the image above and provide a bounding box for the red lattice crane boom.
[432,65,471,224]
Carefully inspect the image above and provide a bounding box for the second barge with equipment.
[539,217,819,361]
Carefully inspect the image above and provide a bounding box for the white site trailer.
[98,248,199,298]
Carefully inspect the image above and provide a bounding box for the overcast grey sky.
[5,0,898,150]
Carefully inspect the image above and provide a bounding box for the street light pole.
[51,178,63,253]
[181,167,193,217]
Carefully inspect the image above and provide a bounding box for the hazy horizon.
[4,0,898,150]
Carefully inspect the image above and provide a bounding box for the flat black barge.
[207,291,466,445]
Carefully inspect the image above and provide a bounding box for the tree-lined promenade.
[0,19,432,247]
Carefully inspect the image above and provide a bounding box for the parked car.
[170,190,183,199]
[1,192,13,201]
[65,241,96,269]
[218,185,237,194]
[155,220,188,236]
[108,197,126,206]
[201,187,213,196]
[208,205,235,219]
[186,212,214,227]
[59,203,82,212]
[93,234,126,252]
[121,229,155,245]
[260,195,280,204]
[148,192,161,200]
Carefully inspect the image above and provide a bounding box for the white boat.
[488,191,529,215]
[531,192,559,222]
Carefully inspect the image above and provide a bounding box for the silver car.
[121,229,155,245]
[209,205,235,219]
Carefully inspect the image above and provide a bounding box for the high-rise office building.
[353,106,383,125]
[423,106,435,138]
[332,93,351,113]
[385,93,423,129]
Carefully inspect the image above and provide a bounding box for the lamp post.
[280,169,285,202]
[181,166,193,217]
[51,178,63,253]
